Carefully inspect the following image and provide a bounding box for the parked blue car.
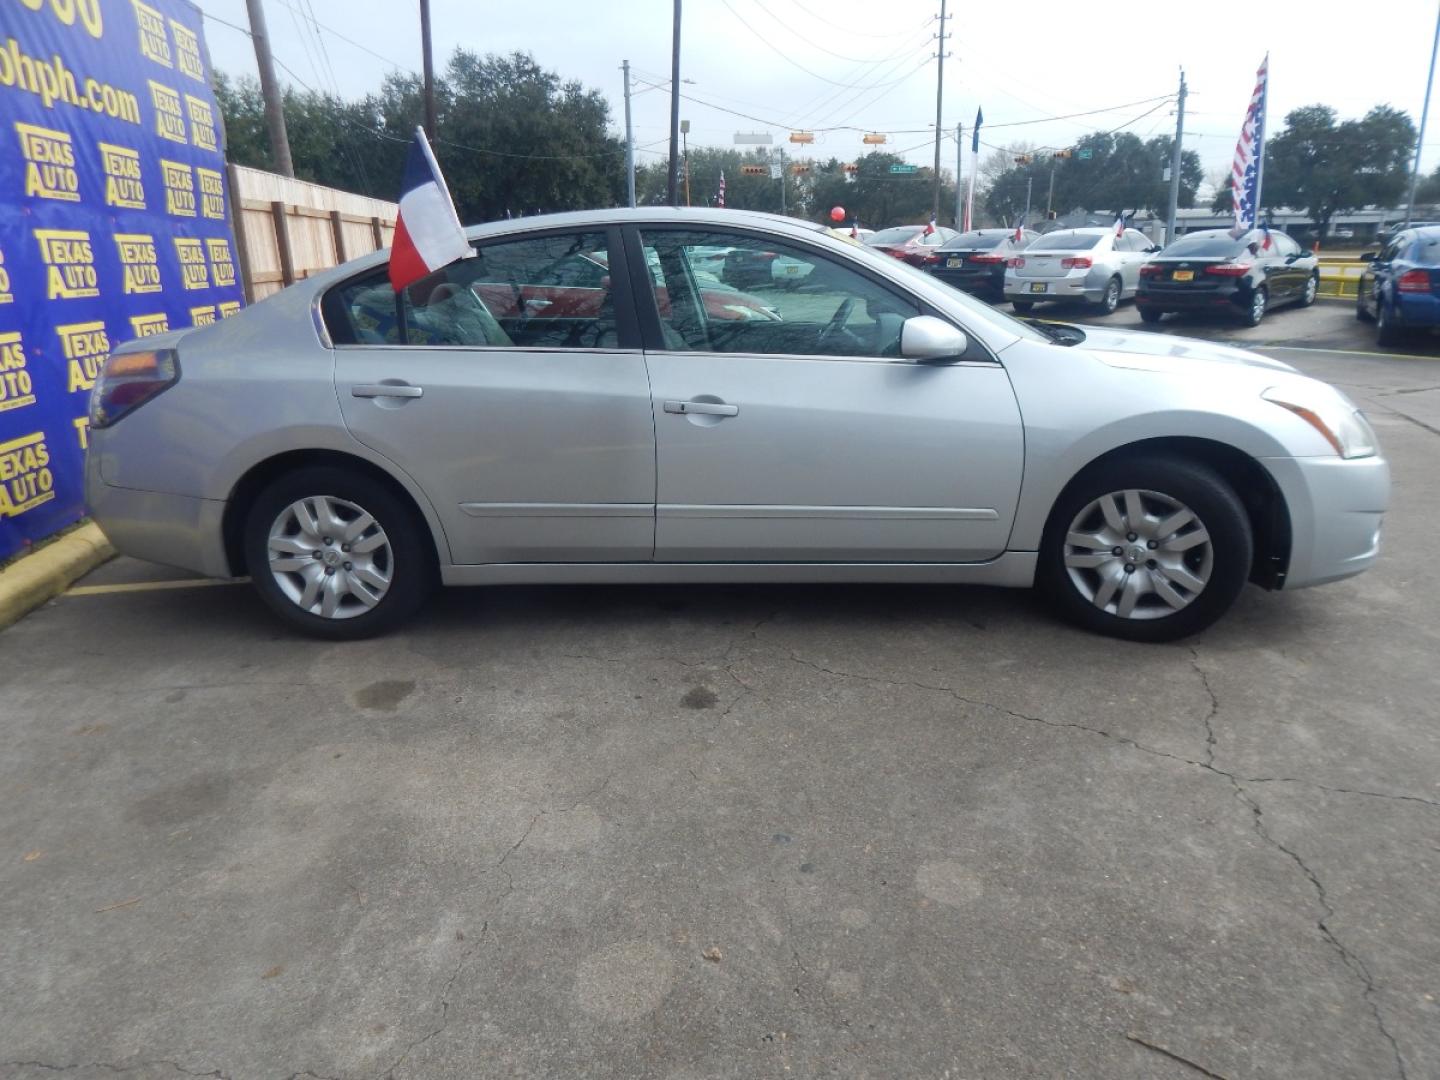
[1357,225,1440,345]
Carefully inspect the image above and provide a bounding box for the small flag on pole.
[717,170,726,208]
[1013,214,1024,243]
[1114,212,1125,238]
[389,127,472,292]
[850,217,859,240]
[923,214,936,237]
[964,107,983,232]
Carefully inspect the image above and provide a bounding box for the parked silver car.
[86,208,1388,643]
[1005,226,1160,314]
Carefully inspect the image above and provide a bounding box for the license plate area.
[1028,282,1048,293]
[946,257,963,268]
[1172,269,1194,282]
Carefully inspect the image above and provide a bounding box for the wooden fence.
[227,165,397,302]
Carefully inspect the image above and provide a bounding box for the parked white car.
[1005,227,1160,314]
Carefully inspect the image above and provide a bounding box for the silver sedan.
[1005,226,1161,314]
[86,208,1388,642]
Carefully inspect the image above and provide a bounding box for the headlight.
[1262,387,1377,459]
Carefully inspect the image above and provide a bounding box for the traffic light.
[740,165,766,176]
[791,164,812,175]
[1053,149,1074,160]
[842,162,859,174]
[1014,154,1033,165]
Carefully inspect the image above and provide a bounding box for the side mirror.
[899,315,968,362]
[1359,252,1377,263]
[1299,250,1314,259]
[1148,244,1162,253]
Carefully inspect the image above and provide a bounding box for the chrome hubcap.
[1063,489,1213,620]
[267,495,392,620]
[1305,276,1317,302]
[1252,291,1265,320]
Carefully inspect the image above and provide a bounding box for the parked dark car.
[1136,228,1319,327]
[864,224,960,267]
[922,228,1039,299]
[1356,225,1440,345]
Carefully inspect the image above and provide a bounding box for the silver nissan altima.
[85,208,1388,642]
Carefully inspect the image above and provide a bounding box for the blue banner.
[0,0,243,561]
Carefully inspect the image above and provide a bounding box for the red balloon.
[829,205,846,222]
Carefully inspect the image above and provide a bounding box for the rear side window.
[323,230,620,349]
[946,232,1004,250]
[1408,235,1440,264]
[868,226,924,245]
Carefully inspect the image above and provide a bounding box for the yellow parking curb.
[0,523,115,632]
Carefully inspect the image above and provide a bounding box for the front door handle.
[663,399,739,417]
[352,383,424,399]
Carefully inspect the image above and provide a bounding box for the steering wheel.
[816,297,856,350]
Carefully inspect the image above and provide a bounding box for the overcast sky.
[196,0,1440,183]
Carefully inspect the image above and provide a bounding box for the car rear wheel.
[1010,300,1035,314]
[1093,276,1121,315]
[1356,293,1374,322]
[244,466,433,640]
[1376,298,1402,345]
[1300,272,1319,307]
[1139,307,1163,324]
[1242,286,1267,327]
[1039,457,1253,643]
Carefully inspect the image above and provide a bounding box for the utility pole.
[667,0,682,207]
[682,120,691,206]
[1024,174,1032,226]
[955,122,962,227]
[419,0,437,140]
[1046,154,1057,217]
[1405,2,1440,227]
[1166,69,1187,243]
[779,147,787,215]
[930,0,948,223]
[622,60,636,208]
[243,0,293,177]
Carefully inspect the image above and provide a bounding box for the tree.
[1264,104,1415,241]
[1417,164,1440,206]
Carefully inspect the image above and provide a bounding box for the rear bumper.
[930,268,1004,296]
[1136,286,1242,310]
[1004,274,1099,303]
[1264,453,1390,589]
[86,454,230,577]
[1394,292,1440,326]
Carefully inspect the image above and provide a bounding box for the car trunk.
[1142,257,1239,293]
[1015,252,1075,279]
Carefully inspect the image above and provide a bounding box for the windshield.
[868,226,924,245]
[1030,232,1102,251]
[943,232,1004,250]
[1162,233,1248,258]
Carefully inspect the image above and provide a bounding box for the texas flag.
[389,127,472,292]
[1113,212,1125,238]
[923,214,937,237]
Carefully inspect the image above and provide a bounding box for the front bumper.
[86,453,231,577]
[1264,453,1390,589]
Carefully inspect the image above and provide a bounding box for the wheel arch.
[222,449,447,578]
[1039,436,1292,590]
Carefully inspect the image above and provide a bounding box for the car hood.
[1073,325,1298,374]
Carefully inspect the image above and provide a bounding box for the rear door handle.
[663,399,739,417]
[352,383,423,399]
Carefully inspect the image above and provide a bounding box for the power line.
[718,0,926,91]
[746,0,900,64]
[788,0,925,37]
[272,0,411,72]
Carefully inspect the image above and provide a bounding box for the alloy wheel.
[267,495,392,619]
[1063,489,1213,620]
[1303,274,1318,304]
[1249,289,1266,324]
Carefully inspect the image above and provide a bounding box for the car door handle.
[664,399,739,417]
[352,383,424,399]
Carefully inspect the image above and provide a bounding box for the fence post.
[370,215,384,253]
[271,200,295,286]
[226,162,256,304]
[329,209,348,264]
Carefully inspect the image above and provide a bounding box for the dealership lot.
[2,306,1438,1079]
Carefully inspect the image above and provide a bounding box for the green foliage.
[1416,164,1440,205]
[1263,104,1416,239]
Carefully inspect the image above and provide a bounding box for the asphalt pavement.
[2,300,1438,1079]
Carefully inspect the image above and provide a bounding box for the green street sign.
[889,164,919,174]
[1078,149,1093,160]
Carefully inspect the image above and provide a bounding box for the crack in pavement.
[1188,647,1220,768]
[380,929,483,1080]
[0,1062,229,1078]
[783,649,1415,1078]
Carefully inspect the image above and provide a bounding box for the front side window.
[324,230,619,349]
[639,229,922,359]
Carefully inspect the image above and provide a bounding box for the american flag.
[1230,56,1269,230]
[717,170,726,208]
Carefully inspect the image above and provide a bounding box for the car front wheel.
[1376,297,1403,346]
[1242,286,1267,327]
[1039,457,1253,642]
[1300,272,1319,307]
[244,466,433,639]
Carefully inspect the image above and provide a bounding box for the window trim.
[319,224,643,352]
[620,222,1000,366]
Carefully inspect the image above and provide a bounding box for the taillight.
[886,248,909,259]
[1397,269,1431,292]
[1061,256,1092,270]
[968,254,1004,265]
[90,349,179,429]
[1008,257,1025,269]
[1204,263,1250,276]
[1139,264,1161,278]
[916,252,943,265]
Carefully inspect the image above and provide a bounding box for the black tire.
[1356,294,1374,322]
[244,465,434,640]
[1300,272,1319,307]
[1376,298,1403,346]
[1242,286,1267,327]
[1038,456,1254,643]
[1093,276,1122,315]
[1139,307,1163,324]
[1010,300,1035,314]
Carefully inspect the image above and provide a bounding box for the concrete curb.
[0,523,115,632]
